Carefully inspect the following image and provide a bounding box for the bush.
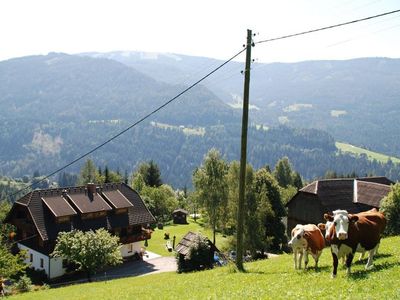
[380,183,400,235]
[25,267,48,285]
[15,275,32,292]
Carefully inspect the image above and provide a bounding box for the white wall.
[120,242,142,258]
[17,243,65,279]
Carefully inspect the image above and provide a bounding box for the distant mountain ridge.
[1,52,399,188]
[82,51,400,157]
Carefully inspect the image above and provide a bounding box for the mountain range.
[0,52,399,188]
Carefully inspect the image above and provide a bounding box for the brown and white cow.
[324,209,386,277]
[318,208,380,262]
[288,224,325,270]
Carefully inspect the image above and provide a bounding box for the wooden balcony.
[119,229,152,244]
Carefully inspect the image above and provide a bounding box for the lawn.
[9,236,400,299]
[145,218,230,257]
[336,142,400,164]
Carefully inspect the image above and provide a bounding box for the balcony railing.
[119,229,152,244]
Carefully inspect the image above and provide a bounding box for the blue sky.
[1,0,399,63]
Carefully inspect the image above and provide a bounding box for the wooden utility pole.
[236,29,252,271]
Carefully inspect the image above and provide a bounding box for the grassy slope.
[10,236,400,300]
[146,218,229,256]
[336,142,400,164]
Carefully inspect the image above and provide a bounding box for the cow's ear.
[317,223,326,230]
[324,213,333,221]
[349,215,359,223]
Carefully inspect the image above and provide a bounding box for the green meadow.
[145,218,230,256]
[336,142,400,164]
[9,235,400,299]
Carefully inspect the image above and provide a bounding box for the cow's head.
[288,224,307,249]
[325,210,358,240]
[318,216,335,241]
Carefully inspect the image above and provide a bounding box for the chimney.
[87,183,96,200]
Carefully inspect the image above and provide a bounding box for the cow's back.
[303,224,325,254]
[349,212,386,250]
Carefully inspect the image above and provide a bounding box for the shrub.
[15,275,32,292]
[380,183,400,235]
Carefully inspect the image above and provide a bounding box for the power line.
[255,9,400,45]
[7,9,400,200]
[8,48,247,199]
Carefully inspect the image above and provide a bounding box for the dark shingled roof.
[176,231,201,256]
[101,190,133,209]
[9,183,155,241]
[173,208,189,215]
[355,180,391,207]
[175,231,219,256]
[289,176,391,211]
[42,195,77,217]
[67,192,112,214]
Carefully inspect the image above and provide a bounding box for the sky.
[1,0,400,63]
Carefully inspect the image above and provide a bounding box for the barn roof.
[173,208,189,215]
[8,182,156,241]
[288,176,392,211]
[175,231,218,256]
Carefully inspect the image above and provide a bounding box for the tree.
[292,172,303,189]
[140,184,178,222]
[380,183,400,235]
[78,159,98,185]
[131,173,146,193]
[0,201,11,223]
[0,244,27,279]
[52,229,122,281]
[273,157,293,188]
[136,161,162,188]
[193,149,228,245]
[253,168,287,252]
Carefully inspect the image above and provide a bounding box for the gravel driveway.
[93,253,177,280]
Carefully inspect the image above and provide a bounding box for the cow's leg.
[304,249,309,270]
[293,249,298,269]
[332,252,339,278]
[314,251,322,269]
[298,250,304,269]
[358,251,365,261]
[345,252,354,275]
[365,244,378,270]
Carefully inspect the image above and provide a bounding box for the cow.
[324,209,386,278]
[288,224,325,270]
[318,208,380,262]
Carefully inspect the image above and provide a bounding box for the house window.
[30,253,33,263]
[40,258,44,268]
[62,259,68,268]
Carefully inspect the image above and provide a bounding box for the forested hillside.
[0,53,399,190]
[87,52,400,158]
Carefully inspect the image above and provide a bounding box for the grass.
[9,236,400,299]
[145,218,230,257]
[336,142,400,164]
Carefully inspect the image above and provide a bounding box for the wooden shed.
[175,231,219,272]
[286,176,392,236]
[172,208,189,224]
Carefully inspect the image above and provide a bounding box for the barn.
[172,208,189,224]
[286,176,392,236]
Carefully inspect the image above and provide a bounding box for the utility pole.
[236,29,252,271]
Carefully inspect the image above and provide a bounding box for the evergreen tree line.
[1,122,400,190]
